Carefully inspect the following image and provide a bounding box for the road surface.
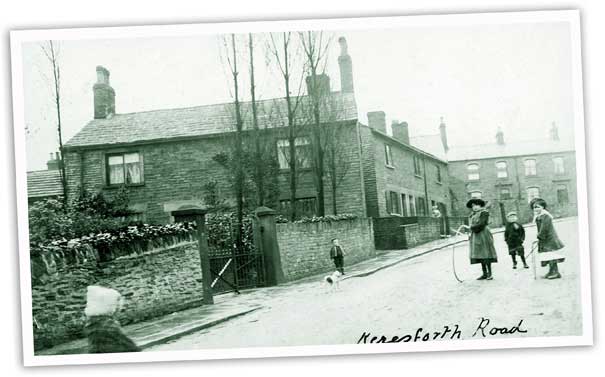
[149,217,584,351]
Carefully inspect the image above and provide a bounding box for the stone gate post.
[253,207,285,286]
[171,207,213,305]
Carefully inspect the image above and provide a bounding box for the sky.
[20,21,575,171]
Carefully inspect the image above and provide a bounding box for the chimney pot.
[306,73,331,98]
[439,117,449,152]
[550,121,560,141]
[93,66,115,119]
[338,36,354,93]
[392,121,410,144]
[496,127,505,145]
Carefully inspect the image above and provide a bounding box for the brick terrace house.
[358,112,450,219]
[26,153,64,204]
[62,37,455,225]
[446,123,577,226]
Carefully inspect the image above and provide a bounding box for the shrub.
[292,213,358,224]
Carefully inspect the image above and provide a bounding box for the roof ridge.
[449,138,570,149]
[98,91,353,118]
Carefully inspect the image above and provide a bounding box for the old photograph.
[10,10,591,366]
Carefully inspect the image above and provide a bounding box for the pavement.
[38,218,564,355]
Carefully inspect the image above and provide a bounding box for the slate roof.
[27,170,63,199]
[65,92,358,149]
[368,127,447,163]
[447,139,576,162]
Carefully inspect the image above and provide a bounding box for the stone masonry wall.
[276,218,375,281]
[31,242,204,352]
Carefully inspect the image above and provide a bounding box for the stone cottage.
[62,37,452,224]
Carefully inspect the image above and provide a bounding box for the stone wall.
[276,218,375,281]
[31,241,205,352]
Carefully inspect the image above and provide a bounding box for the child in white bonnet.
[84,285,140,353]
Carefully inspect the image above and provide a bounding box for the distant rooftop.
[65,92,357,149]
[27,170,63,200]
[447,138,575,162]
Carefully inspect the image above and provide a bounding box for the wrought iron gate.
[207,215,266,294]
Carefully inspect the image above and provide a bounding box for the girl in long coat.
[531,198,565,279]
[466,198,498,280]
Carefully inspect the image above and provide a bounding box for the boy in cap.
[329,238,346,275]
[84,285,140,353]
[504,211,528,269]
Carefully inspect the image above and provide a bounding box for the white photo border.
[9,9,592,367]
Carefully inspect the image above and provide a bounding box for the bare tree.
[267,32,307,220]
[248,33,266,207]
[220,34,246,259]
[40,40,67,203]
[298,31,333,217]
[320,96,352,215]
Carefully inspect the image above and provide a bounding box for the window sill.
[104,183,145,189]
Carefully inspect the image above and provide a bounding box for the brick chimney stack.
[367,111,387,133]
[338,36,354,93]
[305,73,331,98]
[46,152,61,171]
[391,120,410,144]
[496,127,505,145]
[93,66,115,119]
[550,121,560,141]
[439,117,449,152]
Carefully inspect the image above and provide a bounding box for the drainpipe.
[422,156,430,215]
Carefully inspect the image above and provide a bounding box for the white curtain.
[108,155,125,184]
[124,153,141,184]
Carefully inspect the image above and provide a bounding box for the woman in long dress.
[466,198,498,280]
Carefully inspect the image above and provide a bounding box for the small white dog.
[323,270,343,292]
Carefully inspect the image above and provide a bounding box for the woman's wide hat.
[466,198,486,208]
[529,197,547,209]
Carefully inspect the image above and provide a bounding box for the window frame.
[384,144,394,168]
[277,137,312,171]
[469,191,483,199]
[388,191,401,215]
[413,155,423,177]
[556,184,569,205]
[105,151,144,187]
[279,196,317,218]
[524,158,537,176]
[435,164,442,183]
[500,187,512,200]
[553,156,565,175]
[401,193,408,216]
[495,160,508,179]
[466,162,480,181]
[526,186,540,203]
